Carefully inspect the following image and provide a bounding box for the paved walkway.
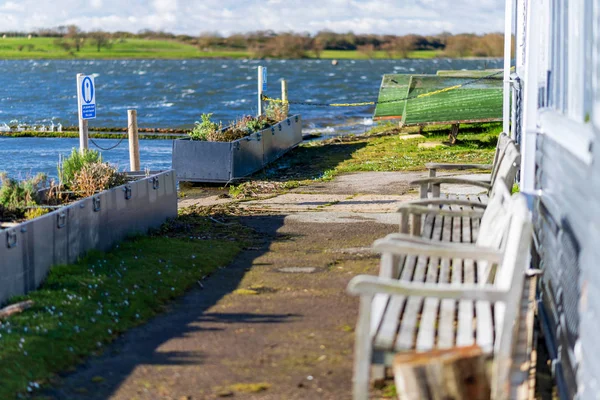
[47,171,487,400]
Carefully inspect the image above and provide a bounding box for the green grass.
[0,38,446,59]
[0,207,252,398]
[0,38,246,59]
[247,122,501,188]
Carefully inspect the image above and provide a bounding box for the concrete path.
[47,171,488,400]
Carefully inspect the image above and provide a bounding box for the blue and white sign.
[262,67,267,91]
[77,74,96,120]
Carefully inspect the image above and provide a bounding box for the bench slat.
[373,255,417,349]
[437,213,456,349]
[416,212,445,351]
[395,215,436,350]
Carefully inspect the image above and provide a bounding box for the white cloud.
[0,0,506,35]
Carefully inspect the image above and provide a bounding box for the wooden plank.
[416,212,444,351]
[393,346,491,400]
[509,277,538,400]
[395,218,436,350]
[373,255,417,350]
[437,213,456,349]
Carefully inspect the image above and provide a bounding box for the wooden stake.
[128,109,140,171]
[449,123,460,144]
[257,66,264,116]
[281,79,288,115]
[77,73,88,153]
[393,345,491,400]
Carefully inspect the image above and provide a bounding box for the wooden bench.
[411,135,520,200]
[347,189,534,400]
[425,132,512,185]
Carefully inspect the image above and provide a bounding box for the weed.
[58,148,102,187]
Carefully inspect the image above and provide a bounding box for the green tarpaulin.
[373,71,503,125]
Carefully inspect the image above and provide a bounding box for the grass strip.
[0,206,252,398]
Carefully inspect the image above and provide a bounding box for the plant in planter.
[0,172,49,221]
[174,107,302,183]
[57,148,128,197]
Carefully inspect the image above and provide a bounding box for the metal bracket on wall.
[256,133,262,142]
[6,230,17,248]
[278,124,282,131]
[152,176,160,190]
[294,116,298,123]
[124,185,132,200]
[93,196,101,212]
[57,211,67,229]
[271,127,275,135]
[287,119,291,126]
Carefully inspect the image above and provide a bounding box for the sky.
[0,0,505,36]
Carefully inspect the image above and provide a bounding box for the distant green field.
[0,37,446,60]
[0,37,247,59]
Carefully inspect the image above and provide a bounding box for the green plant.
[58,148,102,187]
[0,172,47,213]
[72,162,127,197]
[189,113,222,141]
[266,100,288,121]
[24,207,49,220]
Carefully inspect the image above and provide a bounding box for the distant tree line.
[0,26,505,57]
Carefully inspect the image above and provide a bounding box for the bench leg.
[428,168,436,193]
[353,295,373,400]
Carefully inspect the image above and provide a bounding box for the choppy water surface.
[0,58,501,178]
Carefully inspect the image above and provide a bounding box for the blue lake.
[0,58,502,179]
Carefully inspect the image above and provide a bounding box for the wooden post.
[128,109,140,171]
[76,73,88,153]
[393,346,491,400]
[281,79,288,115]
[257,66,264,116]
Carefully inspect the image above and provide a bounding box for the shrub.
[266,100,288,121]
[0,172,47,213]
[58,148,102,187]
[189,113,222,141]
[72,162,127,197]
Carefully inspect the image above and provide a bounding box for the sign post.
[257,66,264,116]
[76,73,97,152]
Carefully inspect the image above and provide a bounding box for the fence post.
[128,109,140,171]
[257,66,264,116]
[76,73,88,153]
[281,79,288,115]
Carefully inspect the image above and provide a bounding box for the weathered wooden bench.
[347,188,535,400]
[411,134,519,200]
[425,132,511,184]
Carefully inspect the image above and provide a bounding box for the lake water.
[0,58,501,179]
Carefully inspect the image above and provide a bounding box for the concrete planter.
[0,170,177,305]
[172,115,302,182]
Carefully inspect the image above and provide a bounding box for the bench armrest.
[348,275,507,303]
[397,204,485,219]
[411,177,492,189]
[400,198,488,209]
[373,235,503,263]
[411,177,492,199]
[425,163,493,171]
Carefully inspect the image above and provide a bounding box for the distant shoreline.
[0,38,501,61]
